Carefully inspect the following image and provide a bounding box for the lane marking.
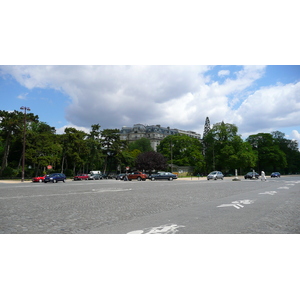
[127,224,185,234]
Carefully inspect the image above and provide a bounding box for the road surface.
[1,176,300,234]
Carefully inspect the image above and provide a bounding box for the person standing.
[261,170,266,181]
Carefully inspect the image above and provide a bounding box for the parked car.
[207,171,224,180]
[116,173,126,180]
[88,174,103,180]
[74,174,89,180]
[32,175,46,183]
[244,172,260,179]
[44,173,66,183]
[149,172,178,181]
[127,171,148,181]
[271,172,281,178]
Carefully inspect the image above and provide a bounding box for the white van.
[88,170,103,180]
[89,170,102,175]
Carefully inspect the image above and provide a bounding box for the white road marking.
[259,191,277,195]
[217,200,255,209]
[127,224,185,234]
[277,186,289,189]
[0,188,133,200]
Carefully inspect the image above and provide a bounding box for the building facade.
[119,124,201,151]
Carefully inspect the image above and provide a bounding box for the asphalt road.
[1,176,300,234]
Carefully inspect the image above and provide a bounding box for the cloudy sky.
[1,1,299,144]
[1,65,300,144]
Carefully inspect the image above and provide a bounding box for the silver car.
[207,171,224,180]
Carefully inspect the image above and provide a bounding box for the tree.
[203,121,257,173]
[157,134,205,173]
[246,133,287,173]
[271,131,300,174]
[202,116,211,156]
[25,121,61,176]
[86,124,105,171]
[128,137,153,152]
[0,110,38,176]
[101,129,127,174]
[135,151,168,173]
[60,127,89,175]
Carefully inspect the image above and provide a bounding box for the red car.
[73,174,89,180]
[127,171,148,181]
[32,175,46,183]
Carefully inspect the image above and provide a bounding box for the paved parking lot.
[1,176,300,233]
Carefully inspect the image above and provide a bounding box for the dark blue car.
[149,172,177,181]
[44,173,66,183]
[271,172,281,178]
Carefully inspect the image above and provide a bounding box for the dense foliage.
[1,110,299,178]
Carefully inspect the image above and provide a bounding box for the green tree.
[0,110,38,176]
[271,131,300,174]
[246,133,287,173]
[128,137,153,152]
[101,129,127,174]
[26,121,61,176]
[135,151,168,173]
[86,124,105,171]
[203,121,257,173]
[60,127,89,175]
[157,134,205,173]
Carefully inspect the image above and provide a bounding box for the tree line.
[0,110,299,178]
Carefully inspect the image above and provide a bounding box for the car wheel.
[151,177,155,181]
[39,179,42,183]
[169,177,173,181]
[53,179,57,183]
[137,177,141,181]
[214,177,217,180]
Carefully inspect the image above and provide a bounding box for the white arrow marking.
[127,224,185,234]
[218,199,255,209]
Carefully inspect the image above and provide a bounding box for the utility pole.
[20,106,30,182]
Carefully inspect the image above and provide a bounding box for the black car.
[149,172,177,181]
[116,173,126,180]
[244,172,259,179]
[44,173,66,183]
[271,172,281,178]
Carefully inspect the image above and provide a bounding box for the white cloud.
[1,65,300,141]
[291,130,300,140]
[17,93,28,99]
[218,70,230,76]
[55,124,91,135]
[236,82,300,133]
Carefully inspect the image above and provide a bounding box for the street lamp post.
[20,106,30,182]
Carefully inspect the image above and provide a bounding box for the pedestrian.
[261,170,266,181]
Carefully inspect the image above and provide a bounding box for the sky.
[1,65,300,146]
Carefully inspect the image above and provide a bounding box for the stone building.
[119,124,201,151]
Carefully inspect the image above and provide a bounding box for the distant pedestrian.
[261,171,266,181]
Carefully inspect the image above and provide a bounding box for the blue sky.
[1,65,300,146]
